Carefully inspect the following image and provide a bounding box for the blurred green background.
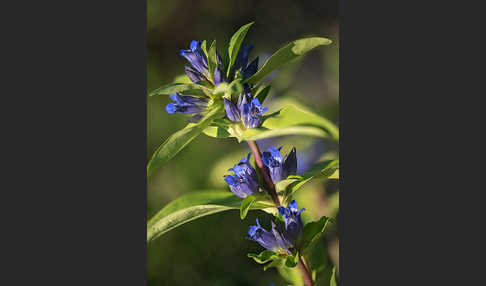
[147,1,339,285]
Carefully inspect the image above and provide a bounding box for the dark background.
[2,0,480,285]
[147,0,339,285]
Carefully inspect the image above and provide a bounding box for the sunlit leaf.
[208,39,218,83]
[330,266,338,286]
[284,160,339,203]
[240,195,256,219]
[172,73,192,84]
[148,82,212,97]
[147,101,224,179]
[227,22,254,77]
[244,37,332,84]
[147,190,273,242]
[259,105,339,140]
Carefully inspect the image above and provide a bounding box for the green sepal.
[240,195,256,219]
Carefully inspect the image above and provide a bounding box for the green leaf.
[241,126,330,142]
[172,73,192,84]
[284,160,339,202]
[238,104,339,142]
[201,40,208,57]
[329,169,339,179]
[227,22,254,77]
[264,259,282,271]
[254,85,271,104]
[148,82,212,97]
[260,105,339,140]
[204,104,339,142]
[202,125,232,138]
[208,40,218,83]
[240,195,256,219]
[244,37,332,84]
[297,216,332,253]
[285,253,299,268]
[147,101,224,179]
[330,267,338,286]
[147,190,273,242]
[277,264,304,286]
[247,250,278,264]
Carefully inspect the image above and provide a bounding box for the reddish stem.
[298,256,314,286]
[246,140,281,206]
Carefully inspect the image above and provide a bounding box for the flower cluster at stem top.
[165,40,267,128]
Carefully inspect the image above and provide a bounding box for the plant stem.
[298,256,314,286]
[247,140,314,285]
[246,140,281,206]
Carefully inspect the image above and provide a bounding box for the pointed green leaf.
[172,73,192,84]
[330,266,338,286]
[147,190,273,242]
[244,37,332,84]
[208,40,218,83]
[284,160,339,203]
[147,101,224,179]
[201,40,208,57]
[227,22,254,77]
[239,104,339,141]
[148,82,212,97]
[297,216,332,254]
[240,195,256,219]
[241,126,330,142]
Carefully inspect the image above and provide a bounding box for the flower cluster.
[248,200,305,252]
[223,145,297,198]
[165,40,267,128]
[262,146,297,183]
[223,154,260,198]
[224,87,267,128]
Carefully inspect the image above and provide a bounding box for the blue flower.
[248,218,292,252]
[231,44,259,81]
[242,97,267,128]
[223,87,267,128]
[179,40,209,83]
[262,146,297,183]
[180,40,227,85]
[277,200,305,243]
[224,154,260,198]
[165,93,208,115]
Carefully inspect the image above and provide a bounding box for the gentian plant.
[147,22,339,286]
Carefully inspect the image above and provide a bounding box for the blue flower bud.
[224,154,259,198]
[277,200,305,243]
[184,66,205,83]
[282,147,297,177]
[179,40,209,79]
[213,66,226,85]
[233,44,253,73]
[262,146,298,183]
[224,99,241,122]
[248,218,291,252]
[243,57,259,79]
[165,93,208,115]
